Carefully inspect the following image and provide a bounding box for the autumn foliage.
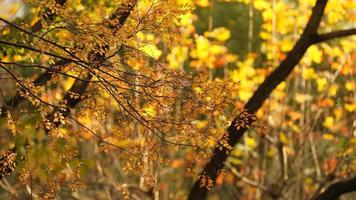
[0,0,355,199]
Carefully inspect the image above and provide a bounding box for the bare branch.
[0,17,77,58]
[0,40,78,63]
[313,28,356,44]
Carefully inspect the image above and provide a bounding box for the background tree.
[188,0,356,199]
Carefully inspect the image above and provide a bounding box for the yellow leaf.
[194,86,203,94]
[276,82,286,90]
[245,136,257,148]
[228,157,242,165]
[58,127,68,137]
[191,120,208,129]
[13,55,23,61]
[239,90,253,102]
[322,133,335,141]
[260,31,270,40]
[262,9,273,21]
[302,68,316,79]
[281,39,294,52]
[55,30,71,41]
[267,146,278,157]
[64,76,76,91]
[142,105,157,117]
[137,32,155,42]
[295,93,312,104]
[167,46,188,69]
[328,84,338,97]
[210,45,227,55]
[140,44,162,59]
[205,96,211,102]
[316,77,327,92]
[345,81,354,91]
[230,70,240,83]
[333,108,343,120]
[279,132,289,144]
[307,46,323,64]
[323,116,334,129]
[231,148,244,157]
[30,16,39,27]
[207,139,216,147]
[75,4,85,12]
[106,137,131,148]
[205,27,231,42]
[344,103,355,112]
[253,0,270,10]
[327,11,342,24]
[2,27,10,35]
[178,13,194,26]
[288,121,300,133]
[305,177,313,184]
[256,109,264,119]
[195,0,210,8]
[190,36,210,60]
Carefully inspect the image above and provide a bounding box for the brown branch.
[0,59,70,117]
[0,61,96,83]
[0,40,79,62]
[312,177,356,200]
[313,28,356,44]
[45,0,139,124]
[0,0,71,116]
[188,0,329,199]
[0,64,61,109]
[0,17,76,58]
[0,0,138,118]
[46,73,93,127]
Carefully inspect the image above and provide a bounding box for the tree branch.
[0,59,70,117]
[313,177,356,200]
[0,0,70,117]
[188,0,329,199]
[0,0,138,118]
[0,40,79,62]
[313,28,356,44]
[0,0,138,180]
[47,73,93,127]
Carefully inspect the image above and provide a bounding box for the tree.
[0,0,355,199]
[0,0,200,198]
[188,0,356,199]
